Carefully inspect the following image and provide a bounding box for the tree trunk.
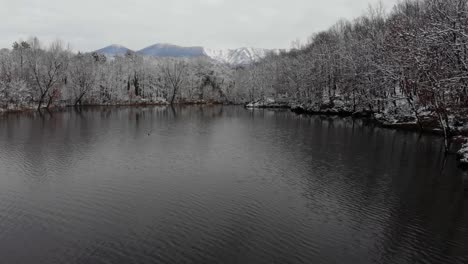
[75,92,86,107]
[352,89,356,112]
[37,92,47,111]
[406,97,424,131]
[133,74,140,97]
[46,94,53,109]
[37,100,42,111]
[170,86,178,105]
[437,111,450,153]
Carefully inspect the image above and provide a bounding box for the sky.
[0,0,399,52]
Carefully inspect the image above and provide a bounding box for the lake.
[0,105,466,264]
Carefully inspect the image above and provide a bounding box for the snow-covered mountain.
[203,47,278,65]
[94,44,133,57]
[95,44,277,65]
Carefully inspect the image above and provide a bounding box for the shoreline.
[2,102,467,173]
[0,100,233,115]
[289,106,448,136]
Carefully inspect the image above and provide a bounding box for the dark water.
[0,106,467,264]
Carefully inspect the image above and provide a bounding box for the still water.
[0,106,466,264]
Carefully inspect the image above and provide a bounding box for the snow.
[94,44,277,65]
[458,140,468,164]
[204,47,279,65]
[246,98,289,108]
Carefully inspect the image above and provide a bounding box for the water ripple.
[0,106,466,264]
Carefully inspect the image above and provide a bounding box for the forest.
[0,39,236,110]
[242,0,468,151]
[1,0,468,156]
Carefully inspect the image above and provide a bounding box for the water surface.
[0,106,466,264]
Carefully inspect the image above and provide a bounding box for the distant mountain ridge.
[94,43,277,65]
[94,44,133,57]
[137,43,205,58]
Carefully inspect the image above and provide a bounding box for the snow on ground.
[458,140,468,165]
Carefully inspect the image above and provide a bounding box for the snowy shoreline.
[0,99,231,114]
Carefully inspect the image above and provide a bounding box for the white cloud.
[199,0,225,6]
[0,0,399,51]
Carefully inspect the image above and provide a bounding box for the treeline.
[240,0,468,149]
[0,38,239,111]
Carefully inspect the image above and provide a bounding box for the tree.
[68,53,97,106]
[27,38,69,110]
[159,59,188,104]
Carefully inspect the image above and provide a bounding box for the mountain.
[137,43,205,58]
[94,43,277,65]
[94,44,133,56]
[203,47,278,65]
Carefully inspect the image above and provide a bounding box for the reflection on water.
[0,106,466,264]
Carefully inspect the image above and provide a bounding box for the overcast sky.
[0,0,398,51]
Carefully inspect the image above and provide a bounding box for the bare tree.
[68,53,96,106]
[159,59,188,104]
[27,38,68,110]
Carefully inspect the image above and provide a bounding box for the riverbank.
[0,98,231,115]
[3,100,468,170]
[246,99,468,169]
